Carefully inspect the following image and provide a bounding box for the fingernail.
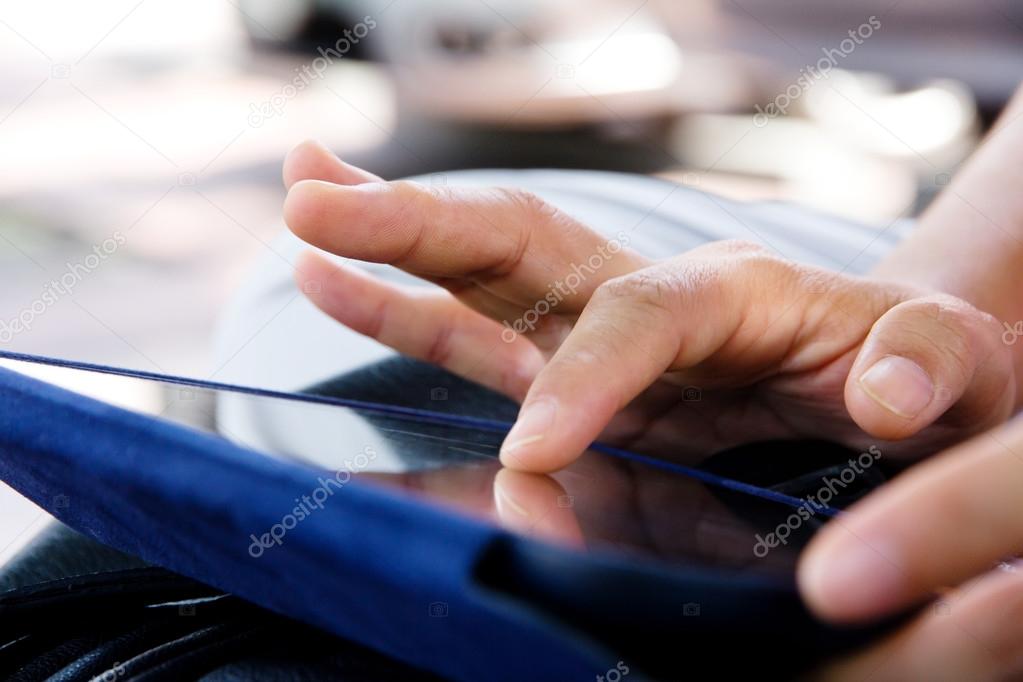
[494,482,531,520]
[800,534,906,620]
[858,356,933,419]
[501,399,557,464]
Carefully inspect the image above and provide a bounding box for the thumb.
[844,294,1014,441]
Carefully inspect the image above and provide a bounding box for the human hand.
[801,417,1023,680]
[282,141,1016,473]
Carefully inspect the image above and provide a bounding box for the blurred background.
[0,0,1021,560]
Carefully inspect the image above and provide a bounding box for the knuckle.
[393,180,451,227]
[744,257,799,289]
[890,297,979,375]
[690,240,791,284]
[592,263,721,325]
[724,249,802,302]
[423,321,456,366]
[794,269,839,297]
[698,239,772,258]
[390,179,430,207]
[493,186,586,242]
[363,299,389,340]
[593,271,679,316]
[495,187,556,223]
[476,187,545,277]
[379,181,431,258]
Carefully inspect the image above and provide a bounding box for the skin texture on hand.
[798,83,1023,680]
[281,140,1015,475]
[803,418,1023,681]
[281,139,1023,679]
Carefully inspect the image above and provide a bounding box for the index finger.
[283,179,649,309]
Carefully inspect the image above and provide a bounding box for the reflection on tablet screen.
[7,359,881,579]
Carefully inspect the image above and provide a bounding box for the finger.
[499,260,747,472]
[815,564,1023,681]
[282,140,382,189]
[493,469,584,547]
[844,294,1015,440]
[295,250,544,400]
[799,417,1023,623]
[362,465,500,516]
[284,179,649,309]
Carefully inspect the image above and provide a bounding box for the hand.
[281,141,1016,472]
[801,417,1023,681]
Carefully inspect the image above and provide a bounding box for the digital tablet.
[0,353,897,680]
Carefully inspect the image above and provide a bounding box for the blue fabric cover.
[0,367,617,681]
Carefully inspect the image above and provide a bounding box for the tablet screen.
[3,357,881,578]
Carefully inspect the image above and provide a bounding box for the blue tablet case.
[0,364,883,680]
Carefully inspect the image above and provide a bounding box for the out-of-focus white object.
[673,71,978,224]
[234,0,746,127]
[803,72,977,169]
[379,0,694,126]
